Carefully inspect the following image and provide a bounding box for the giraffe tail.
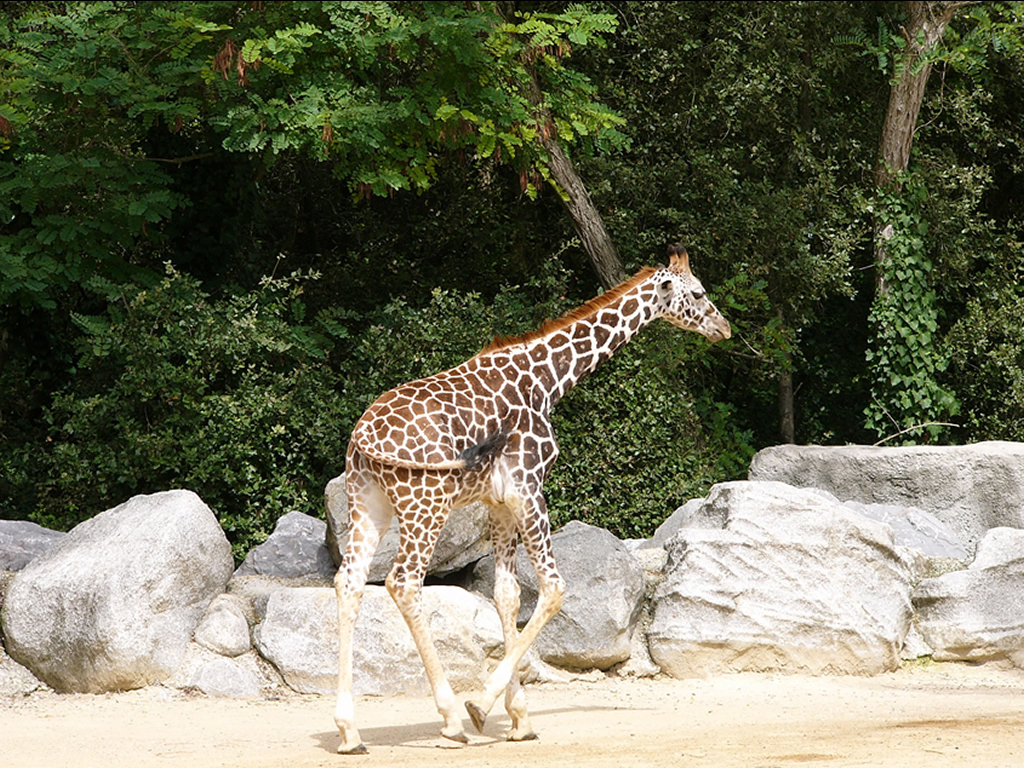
[457,427,511,471]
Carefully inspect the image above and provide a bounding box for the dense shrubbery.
[26,269,352,559]
[3,1,1023,559]
[8,264,748,558]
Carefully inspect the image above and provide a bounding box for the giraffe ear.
[667,244,691,274]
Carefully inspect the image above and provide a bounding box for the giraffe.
[333,244,731,753]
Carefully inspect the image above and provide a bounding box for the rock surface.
[0,521,66,571]
[469,520,645,670]
[748,442,1024,553]
[913,527,1024,666]
[649,481,913,678]
[193,594,252,658]
[253,585,504,696]
[235,511,336,580]
[0,490,234,693]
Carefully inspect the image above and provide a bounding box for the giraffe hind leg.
[334,470,394,754]
[387,500,467,745]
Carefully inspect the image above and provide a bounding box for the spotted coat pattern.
[332,245,731,753]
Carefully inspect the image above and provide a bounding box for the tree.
[0,2,628,314]
[208,1,628,285]
[862,0,1024,441]
[575,1,877,444]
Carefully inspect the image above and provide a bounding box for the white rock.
[649,481,913,677]
[748,442,1024,554]
[194,594,251,657]
[253,585,504,696]
[0,490,234,693]
[914,527,1024,665]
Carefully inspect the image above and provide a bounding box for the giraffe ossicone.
[333,245,731,753]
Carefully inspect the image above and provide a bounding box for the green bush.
[946,285,1024,440]
[25,263,748,559]
[548,328,751,539]
[32,268,352,560]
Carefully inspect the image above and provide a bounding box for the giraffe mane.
[479,267,659,354]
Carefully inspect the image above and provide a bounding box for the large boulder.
[648,481,913,678]
[0,490,234,693]
[0,520,66,571]
[468,520,645,670]
[253,585,504,696]
[324,475,492,582]
[748,442,1024,553]
[913,527,1024,666]
[234,511,335,580]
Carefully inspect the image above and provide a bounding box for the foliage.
[946,259,1024,440]
[22,258,741,551]
[0,1,625,313]
[30,268,352,560]
[864,182,959,442]
[3,1,1024,558]
[549,328,751,539]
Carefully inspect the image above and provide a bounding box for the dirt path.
[3,663,1023,768]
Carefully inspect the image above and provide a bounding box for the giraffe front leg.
[489,509,537,741]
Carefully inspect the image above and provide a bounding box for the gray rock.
[640,498,703,550]
[253,585,504,696]
[189,656,262,698]
[193,594,252,657]
[235,511,336,580]
[842,501,969,559]
[0,520,66,571]
[748,442,1024,554]
[324,474,492,582]
[649,481,913,678]
[913,527,1024,666]
[0,645,41,697]
[468,520,645,670]
[0,490,234,693]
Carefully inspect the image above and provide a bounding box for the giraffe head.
[656,244,732,342]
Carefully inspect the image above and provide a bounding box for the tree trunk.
[542,136,626,289]
[496,0,627,290]
[778,366,795,444]
[873,1,958,294]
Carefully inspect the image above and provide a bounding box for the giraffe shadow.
[312,703,629,753]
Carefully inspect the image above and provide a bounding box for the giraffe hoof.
[465,701,488,733]
[508,730,539,742]
[337,742,369,755]
[441,727,469,745]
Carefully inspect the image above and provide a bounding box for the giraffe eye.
[692,288,705,300]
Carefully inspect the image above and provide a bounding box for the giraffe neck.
[498,271,662,412]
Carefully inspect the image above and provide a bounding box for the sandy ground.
[3,662,1023,768]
